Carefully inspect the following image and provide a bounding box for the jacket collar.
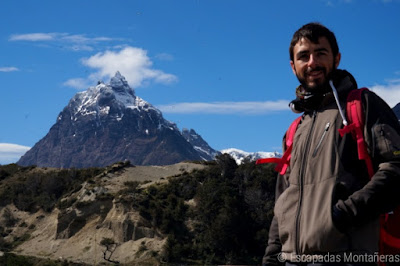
[289,69,358,114]
[319,69,358,109]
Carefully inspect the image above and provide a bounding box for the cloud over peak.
[64,46,178,89]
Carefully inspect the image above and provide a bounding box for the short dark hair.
[289,22,339,61]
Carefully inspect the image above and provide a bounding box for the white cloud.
[9,32,117,51]
[157,100,290,115]
[370,80,400,108]
[61,34,113,43]
[0,67,19,72]
[156,80,400,115]
[0,143,30,165]
[73,46,178,88]
[9,33,56,41]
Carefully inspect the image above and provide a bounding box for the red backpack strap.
[256,116,302,175]
[338,88,374,178]
[380,206,400,249]
[340,89,400,263]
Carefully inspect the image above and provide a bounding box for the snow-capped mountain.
[18,72,216,168]
[221,148,281,165]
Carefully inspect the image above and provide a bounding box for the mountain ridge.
[18,72,217,168]
[221,148,281,165]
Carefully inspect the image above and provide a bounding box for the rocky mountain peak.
[18,73,216,168]
[110,71,134,96]
[64,72,161,124]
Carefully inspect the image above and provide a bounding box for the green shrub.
[132,155,277,265]
[0,166,104,213]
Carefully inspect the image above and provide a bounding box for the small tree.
[3,207,19,227]
[100,237,119,264]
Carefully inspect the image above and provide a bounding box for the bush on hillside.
[0,156,278,265]
[0,165,104,212]
[132,154,277,265]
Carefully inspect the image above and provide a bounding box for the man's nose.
[307,54,318,68]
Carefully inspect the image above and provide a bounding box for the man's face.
[290,37,341,91]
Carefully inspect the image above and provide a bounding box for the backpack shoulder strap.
[338,88,375,178]
[256,116,302,175]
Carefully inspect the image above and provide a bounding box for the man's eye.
[298,54,309,60]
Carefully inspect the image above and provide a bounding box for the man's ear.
[335,52,341,68]
[290,61,296,75]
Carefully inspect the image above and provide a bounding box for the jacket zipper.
[295,111,317,254]
[371,126,377,158]
[312,122,331,157]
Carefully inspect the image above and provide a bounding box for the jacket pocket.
[373,124,400,160]
[298,177,349,253]
[312,122,331,157]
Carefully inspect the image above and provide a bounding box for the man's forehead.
[294,37,331,51]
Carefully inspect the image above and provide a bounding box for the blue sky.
[1,0,400,164]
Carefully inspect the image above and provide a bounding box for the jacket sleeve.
[262,135,290,266]
[262,215,283,266]
[334,90,400,228]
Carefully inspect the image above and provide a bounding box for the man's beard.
[296,63,337,92]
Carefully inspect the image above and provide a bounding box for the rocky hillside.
[0,162,206,264]
[0,156,276,265]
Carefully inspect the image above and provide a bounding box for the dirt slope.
[1,162,206,265]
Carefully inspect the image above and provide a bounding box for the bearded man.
[263,22,400,266]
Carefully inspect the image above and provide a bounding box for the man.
[263,22,400,266]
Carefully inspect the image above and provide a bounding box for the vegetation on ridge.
[0,155,277,265]
[129,154,277,264]
[0,164,104,213]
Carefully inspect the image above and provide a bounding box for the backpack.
[256,88,400,262]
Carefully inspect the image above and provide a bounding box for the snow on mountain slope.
[18,72,216,168]
[182,128,219,160]
[221,148,281,165]
[66,71,169,127]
